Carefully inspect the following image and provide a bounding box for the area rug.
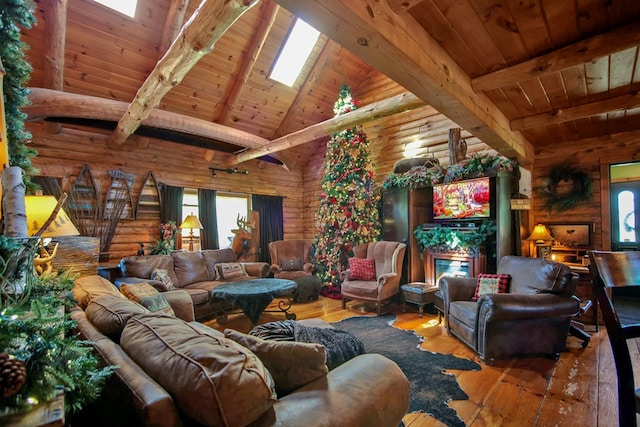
[331,314,481,427]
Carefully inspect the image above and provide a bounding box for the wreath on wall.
[542,162,593,212]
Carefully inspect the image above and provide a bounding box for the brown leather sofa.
[439,255,580,363]
[268,239,314,280]
[70,275,410,427]
[117,248,270,321]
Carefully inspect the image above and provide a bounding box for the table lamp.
[526,223,554,259]
[180,214,204,251]
[25,194,80,275]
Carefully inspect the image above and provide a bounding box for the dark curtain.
[159,184,184,225]
[252,195,284,263]
[198,188,219,249]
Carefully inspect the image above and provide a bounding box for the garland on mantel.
[542,162,593,213]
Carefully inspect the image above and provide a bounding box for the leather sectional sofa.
[116,248,270,321]
[70,275,410,427]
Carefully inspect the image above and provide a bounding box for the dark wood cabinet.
[382,187,433,284]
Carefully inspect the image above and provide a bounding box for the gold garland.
[542,163,593,212]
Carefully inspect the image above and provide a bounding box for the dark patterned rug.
[331,315,481,427]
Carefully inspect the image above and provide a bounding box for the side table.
[400,282,438,317]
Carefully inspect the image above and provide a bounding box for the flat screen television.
[433,177,491,220]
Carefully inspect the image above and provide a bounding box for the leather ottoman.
[400,282,438,317]
[293,275,322,302]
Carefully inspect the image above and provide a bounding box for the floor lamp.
[180,214,204,251]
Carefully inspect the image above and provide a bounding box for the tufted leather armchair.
[439,255,580,363]
[340,241,406,315]
[268,240,315,280]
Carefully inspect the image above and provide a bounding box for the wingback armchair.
[439,255,580,363]
[340,241,406,315]
[268,239,314,280]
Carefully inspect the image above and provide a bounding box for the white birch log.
[2,166,27,237]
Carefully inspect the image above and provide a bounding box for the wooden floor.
[205,295,639,427]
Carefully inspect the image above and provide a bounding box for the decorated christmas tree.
[314,83,381,298]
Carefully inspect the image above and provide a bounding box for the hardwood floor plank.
[203,294,632,427]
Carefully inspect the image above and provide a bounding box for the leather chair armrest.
[270,264,282,275]
[340,269,351,282]
[253,353,409,427]
[303,263,314,274]
[477,293,580,322]
[439,276,477,302]
[163,290,195,322]
[377,272,398,286]
[242,262,270,278]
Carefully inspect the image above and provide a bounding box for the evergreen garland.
[313,84,381,296]
[0,0,38,190]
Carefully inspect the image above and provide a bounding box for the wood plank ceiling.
[22,0,640,168]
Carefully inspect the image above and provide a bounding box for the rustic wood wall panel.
[27,122,305,260]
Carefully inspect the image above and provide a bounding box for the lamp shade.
[526,224,554,243]
[25,195,80,237]
[180,214,203,230]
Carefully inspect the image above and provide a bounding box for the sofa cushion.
[472,273,511,301]
[85,294,149,341]
[120,283,176,316]
[120,314,276,426]
[73,275,125,309]
[172,252,210,287]
[216,262,249,280]
[122,255,179,287]
[281,258,303,271]
[348,257,376,281]
[224,329,328,396]
[150,268,175,291]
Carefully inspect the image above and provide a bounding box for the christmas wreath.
[542,163,593,212]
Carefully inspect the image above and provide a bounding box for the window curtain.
[159,184,183,249]
[198,188,219,250]
[252,195,284,263]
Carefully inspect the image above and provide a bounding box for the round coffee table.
[211,278,297,325]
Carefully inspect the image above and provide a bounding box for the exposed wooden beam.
[110,0,259,145]
[43,0,68,134]
[26,88,270,149]
[511,92,640,130]
[231,91,426,163]
[217,0,279,124]
[273,0,533,166]
[158,0,191,58]
[472,22,640,92]
[272,38,333,139]
[387,0,426,14]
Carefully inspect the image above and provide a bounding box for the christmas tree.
[314,83,381,298]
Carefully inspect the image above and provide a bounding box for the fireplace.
[424,250,485,286]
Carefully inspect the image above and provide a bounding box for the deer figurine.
[231,214,255,257]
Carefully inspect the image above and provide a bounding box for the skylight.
[93,0,137,18]
[270,19,320,87]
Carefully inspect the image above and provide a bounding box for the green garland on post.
[542,162,593,213]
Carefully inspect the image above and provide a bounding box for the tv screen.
[433,177,491,220]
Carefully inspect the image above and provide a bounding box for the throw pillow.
[472,273,511,301]
[120,314,276,426]
[348,257,376,281]
[85,295,149,341]
[224,329,328,396]
[216,262,249,280]
[281,258,304,271]
[150,268,175,291]
[120,283,176,317]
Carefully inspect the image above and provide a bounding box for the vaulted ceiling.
[22,0,640,169]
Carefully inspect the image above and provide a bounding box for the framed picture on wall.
[544,223,593,248]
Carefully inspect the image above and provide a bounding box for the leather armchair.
[268,240,314,280]
[340,241,406,315]
[439,255,580,363]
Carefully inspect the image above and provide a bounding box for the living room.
[1,0,640,426]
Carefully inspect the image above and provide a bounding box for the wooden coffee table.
[211,278,297,325]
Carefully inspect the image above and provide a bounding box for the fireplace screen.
[434,259,471,285]
[424,250,486,286]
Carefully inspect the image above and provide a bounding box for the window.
[610,161,640,250]
[216,193,250,249]
[181,189,201,251]
[269,19,320,87]
[93,0,137,18]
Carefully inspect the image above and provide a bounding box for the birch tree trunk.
[2,166,27,237]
